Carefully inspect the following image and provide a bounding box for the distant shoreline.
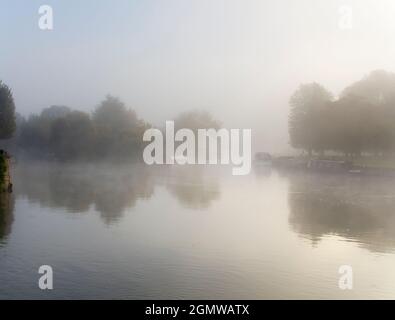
[271,155,395,177]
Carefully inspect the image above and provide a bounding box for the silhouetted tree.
[340,70,395,155]
[92,95,150,159]
[0,81,16,140]
[288,72,395,156]
[174,110,221,132]
[50,111,95,160]
[288,83,333,155]
[341,70,395,106]
[41,105,71,120]
[18,106,72,155]
[15,96,150,160]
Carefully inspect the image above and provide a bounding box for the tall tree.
[93,95,149,158]
[174,110,221,132]
[0,81,16,140]
[50,111,95,160]
[341,70,395,106]
[288,83,333,155]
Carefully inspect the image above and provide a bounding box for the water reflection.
[0,193,14,242]
[14,162,156,224]
[13,162,221,223]
[165,167,221,210]
[252,165,272,178]
[287,172,395,253]
[5,162,395,299]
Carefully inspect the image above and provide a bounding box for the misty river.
[1,161,395,299]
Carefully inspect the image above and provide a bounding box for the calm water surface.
[1,161,395,299]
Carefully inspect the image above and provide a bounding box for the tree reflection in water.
[13,162,221,224]
[287,171,395,253]
[164,166,220,210]
[14,162,155,224]
[0,192,14,243]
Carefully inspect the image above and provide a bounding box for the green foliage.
[18,106,70,154]
[174,110,221,132]
[92,95,150,158]
[17,96,151,161]
[12,95,220,161]
[341,70,395,105]
[289,71,395,156]
[288,83,333,154]
[0,81,16,140]
[50,111,95,160]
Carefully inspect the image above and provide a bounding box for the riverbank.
[0,151,11,192]
[271,155,395,177]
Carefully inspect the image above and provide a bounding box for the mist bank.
[4,69,395,163]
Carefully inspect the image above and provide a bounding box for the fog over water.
[2,0,395,300]
[1,162,395,299]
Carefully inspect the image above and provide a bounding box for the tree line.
[0,81,219,161]
[4,69,395,160]
[289,70,395,156]
[10,96,151,160]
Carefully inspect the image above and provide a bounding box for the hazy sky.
[2,0,395,152]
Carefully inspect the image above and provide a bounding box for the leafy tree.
[288,83,333,155]
[50,111,95,160]
[341,70,395,106]
[16,96,150,160]
[289,73,395,156]
[93,96,137,130]
[18,107,72,155]
[0,81,16,140]
[93,95,149,158]
[340,70,395,155]
[172,110,221,161]
[328,96,375,156]
[174,110,221,132]
[41,105,71,120]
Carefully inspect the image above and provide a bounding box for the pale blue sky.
[2,0,395,152]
